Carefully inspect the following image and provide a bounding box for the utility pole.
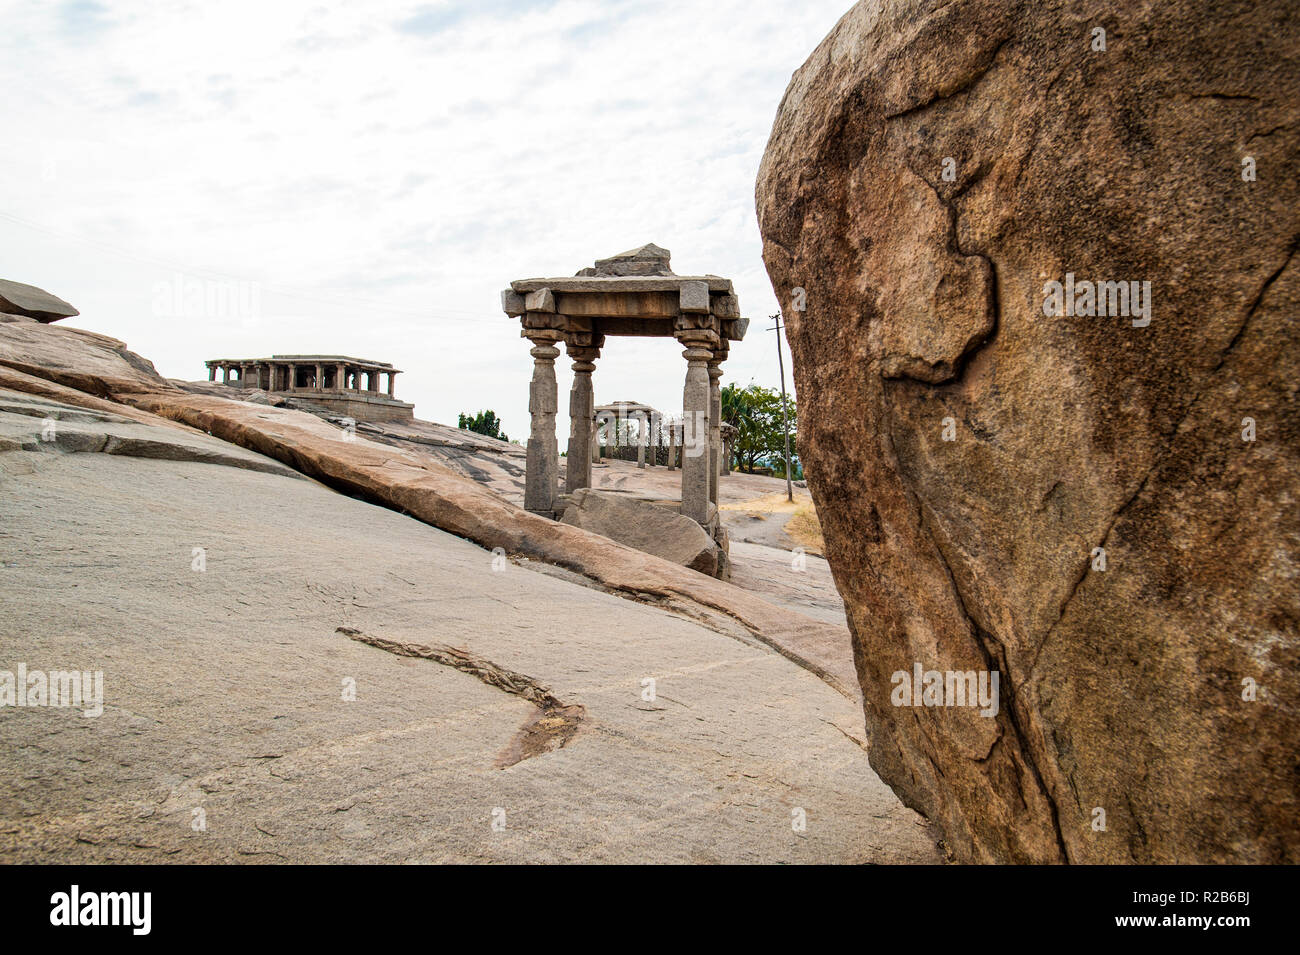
[769,313,794,502]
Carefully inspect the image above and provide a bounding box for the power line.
[767,312,794,502]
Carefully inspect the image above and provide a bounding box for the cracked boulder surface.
[0,396,937,863]
[756,0,1299,862]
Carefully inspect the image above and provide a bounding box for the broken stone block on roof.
[576,243,674,277]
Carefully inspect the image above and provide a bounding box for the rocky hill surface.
[1,311,926,862]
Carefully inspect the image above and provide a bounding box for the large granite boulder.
[561,488,725,578]
[756,0,1299,862]
[0,279,79,322]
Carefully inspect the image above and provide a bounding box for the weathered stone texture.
[757,0,1299,862]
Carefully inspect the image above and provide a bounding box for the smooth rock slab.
[0,439,938,863]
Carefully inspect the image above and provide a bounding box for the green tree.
[458,409,508,442]
[727,383,797,475]
[721,382,757,433]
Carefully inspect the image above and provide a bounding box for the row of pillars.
[524,333,726,525]
[208,361,397,397]
[593,411,692,470]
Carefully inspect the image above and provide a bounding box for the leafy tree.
[726,383,797,475]
[458,409,508,442]
[721,382,757,434]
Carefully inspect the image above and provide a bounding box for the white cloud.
[0,0,848,440]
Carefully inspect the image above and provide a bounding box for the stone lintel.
[555,290,678,319]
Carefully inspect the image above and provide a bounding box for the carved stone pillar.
[565,344,599,493]
[387,372,396,397]
[678,339,713,524]
[208,364,216,382]
[635,411,647,469]
[524,333,562,515]
[708,360,723,504]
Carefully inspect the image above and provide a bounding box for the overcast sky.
[1,0,848,442]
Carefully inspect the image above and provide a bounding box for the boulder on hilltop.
[757,0,1300,862]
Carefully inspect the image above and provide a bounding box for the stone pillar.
[387,372,396,398]
[208,364,216,382]
[524,335,562,516]
[679,341,713,524]
[708,360,723,504]
[667,422,677,470]
[221,365,230,385]
[565,345,597,493]
[635,411,647,469]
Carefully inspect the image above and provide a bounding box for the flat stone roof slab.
[510,275,734,294]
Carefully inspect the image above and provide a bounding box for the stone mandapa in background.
[757,0,1299,862]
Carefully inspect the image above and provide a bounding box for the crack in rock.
[336,626,586,769]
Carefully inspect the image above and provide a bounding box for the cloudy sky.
[1,0,848,442]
